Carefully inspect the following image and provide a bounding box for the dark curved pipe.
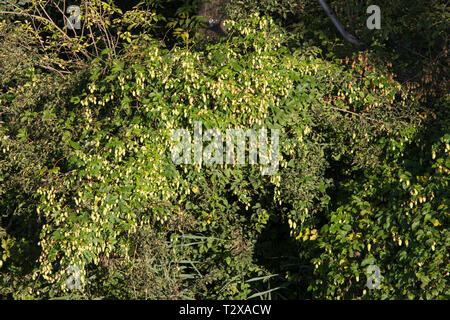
[317,0,366,47]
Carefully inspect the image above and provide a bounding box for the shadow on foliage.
[252,216,313,299]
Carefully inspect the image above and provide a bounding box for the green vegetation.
[0,0,448,299]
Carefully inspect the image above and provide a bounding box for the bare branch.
[317,0,366,47]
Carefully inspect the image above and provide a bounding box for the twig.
[323,105,385,124]
[0,8,90,59]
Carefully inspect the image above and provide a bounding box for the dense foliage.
[0,0,448,299]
